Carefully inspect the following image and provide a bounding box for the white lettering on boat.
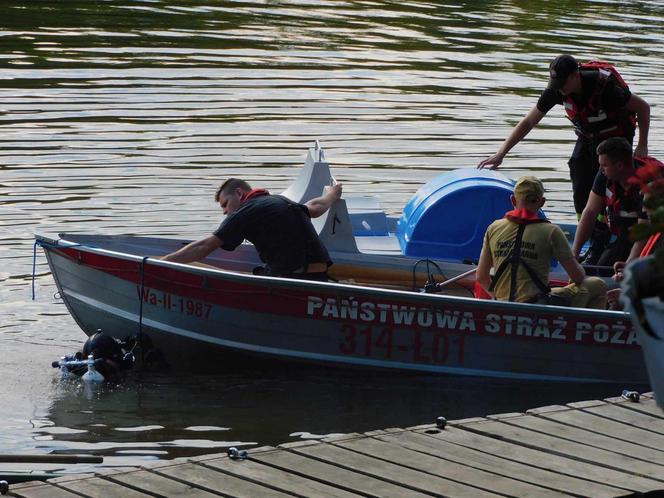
[484,314,567,340]
[552,319,567,340]
[417,309,433,327]
[533,318,551,338]
[575,322,591,341]
[594,324,610,343]
[360,301,375,321]
[306,296,635,347]
[307,296,476,332]
[576,320,637,346]
[392,306,415,325]
[610,323,626,344]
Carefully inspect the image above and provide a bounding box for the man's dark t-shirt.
[213,194,331,275]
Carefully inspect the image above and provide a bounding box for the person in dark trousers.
[163,178,342,281]
[478,54,650,263]
[571,137,651,267]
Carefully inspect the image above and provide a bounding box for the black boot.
[580,222,610,266]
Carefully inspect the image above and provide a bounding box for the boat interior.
[44,142,604,298]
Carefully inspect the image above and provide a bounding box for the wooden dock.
[7,393,664,497]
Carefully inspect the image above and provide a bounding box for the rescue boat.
[35,143,646,384]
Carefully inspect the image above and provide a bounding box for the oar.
[0,454,103,464]
[430,262,613,294]
[435,267,478,291]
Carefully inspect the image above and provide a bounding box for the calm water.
[2,0,664,474]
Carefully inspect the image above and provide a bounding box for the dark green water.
[2,0,663,473]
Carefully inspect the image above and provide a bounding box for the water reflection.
[2,0,663,466]
[38,364,630,470]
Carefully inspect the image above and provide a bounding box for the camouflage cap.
[514,176,544,203]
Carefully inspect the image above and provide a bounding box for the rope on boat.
[32,240,38,301]
[410,258,476,297]
[31,240,83,300]
[135,256,149,365]
[411,258,444,291]
[33,240,164,372]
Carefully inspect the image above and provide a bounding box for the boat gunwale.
[36,233,631,321]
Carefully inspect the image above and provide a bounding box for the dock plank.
[8,396,664,498]
[605,396,664,419]
[54,475,154,498]
[528,404,664,452]
[104,468,222,497]
[492,411,664,466]
[8,481,83,498]
[195,449,362,498]
[413,423,651,493]
[370,429,623,498]
[286,438,503,497]
[149,460,295,498]
[251,442,434,498]
[570,399,664,433]
[457,416,664,485]
[331,431,569,497]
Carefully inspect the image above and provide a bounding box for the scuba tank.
[52,330,134,383]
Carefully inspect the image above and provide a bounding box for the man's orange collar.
[240,188,269,204]
[505,208,548,224]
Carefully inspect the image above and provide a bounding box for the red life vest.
[504,208,548,224]
[641,232,662,257]
[604,157,662,236]
[563,61,636,139]
[240,188,269,203]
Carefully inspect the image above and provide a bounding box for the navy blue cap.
[547,55,578,90]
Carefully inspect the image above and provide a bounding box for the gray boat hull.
[38,234,647,384]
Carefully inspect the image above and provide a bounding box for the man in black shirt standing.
[478,55,650,263]
[163,178,342,281]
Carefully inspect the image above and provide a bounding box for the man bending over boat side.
[162,178,342,281]
[571,137,653,267]
[476,176,607,308]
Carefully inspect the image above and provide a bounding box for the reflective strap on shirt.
[587,112,608,123]
[598,125,618,135]
[618,210,639,218]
